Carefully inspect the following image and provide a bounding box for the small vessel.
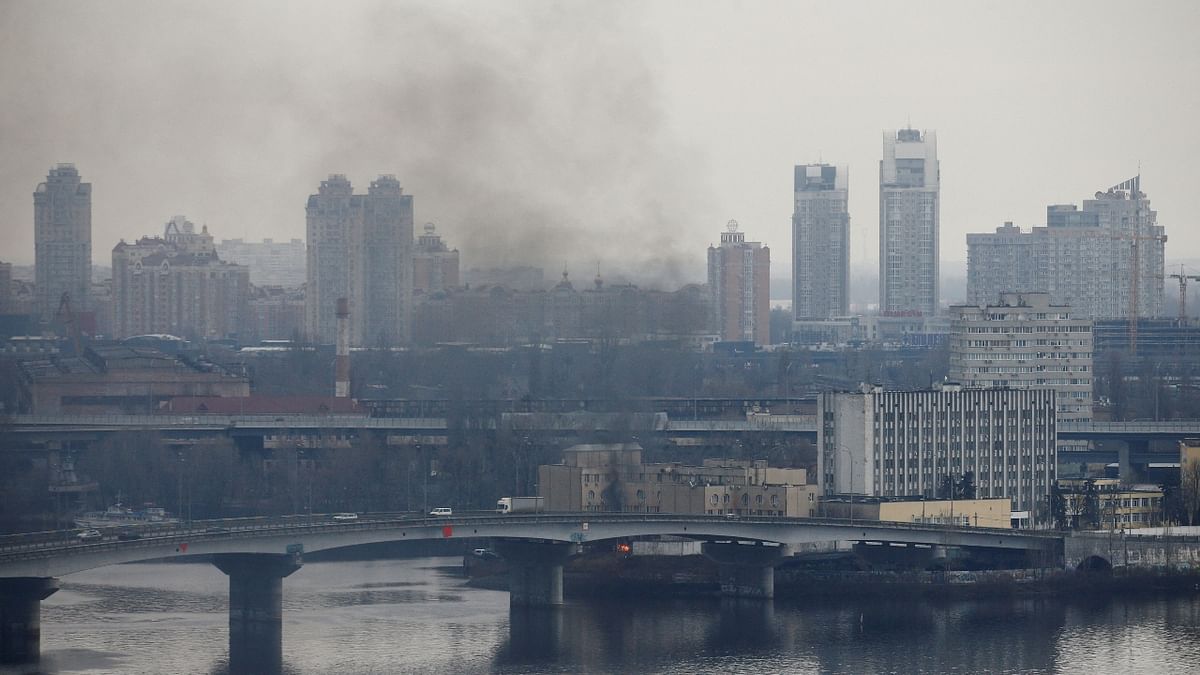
[74,502,178,529]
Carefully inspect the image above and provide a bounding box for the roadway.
[0,512,1062,578]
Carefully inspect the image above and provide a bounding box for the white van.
[429,507,453,517]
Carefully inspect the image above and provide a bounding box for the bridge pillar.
[212,553,301,674]
[702,542,783,599]
[1120,440,1148,483]
[0,577,59,665]
[494,541,572,607]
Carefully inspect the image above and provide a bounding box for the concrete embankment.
[465,553,1200,599]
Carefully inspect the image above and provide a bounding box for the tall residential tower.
[305,174,414,346]
[792,164,849,321]
[707,220,770,345]
[34,164,92,321]
[880,129,939,316]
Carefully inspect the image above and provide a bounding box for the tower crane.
[1165,265,1200,323]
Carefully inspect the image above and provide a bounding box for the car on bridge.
[76,529,102,541]
[429,507,453,517]
[332,513,359,522]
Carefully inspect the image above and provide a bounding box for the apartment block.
[111,216,250,340]
[34,164,92,320]
[880,129,939,316]
[412,223,460,295]
[966,177,1166,319]
[216,238,306,288]
[707,220,770,345]
[792,164,849,321]
[949,292,1092,451]
[305,174,414,346]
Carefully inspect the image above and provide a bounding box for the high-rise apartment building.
[216,238,306,287]
[305,174,414,346]
[792,164,849,321]
[949,292,1092,452]
[966,177,1166,319]
[412,223,460,295]
[707,220,770,345]
[34,164,92,321]
[112,216,250,339]
[818,385,1056,526]
[880,129,939,316]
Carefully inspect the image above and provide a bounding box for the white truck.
[496,496,545,514]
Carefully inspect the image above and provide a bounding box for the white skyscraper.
[792,164,849,321]
[880,128,939,316]
[34,164,91,321]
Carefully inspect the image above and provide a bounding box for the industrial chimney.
[335,297,350,397]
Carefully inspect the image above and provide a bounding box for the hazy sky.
[2,0,1198,295]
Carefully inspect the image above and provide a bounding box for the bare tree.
[1182,461,1200,526]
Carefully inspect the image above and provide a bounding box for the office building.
[216,238,306,288]
[965,177,1166,319]
[707,220,770,345]
[819,385,1056,526]
[792,164,849,321]
[880,129,939,316]
[34,164,91,321]
[949,292,1092,453]
[111,216,250,340]
[305,174,414,346]
[412,223,460,295]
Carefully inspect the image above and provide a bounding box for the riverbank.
[465,552,1200,599]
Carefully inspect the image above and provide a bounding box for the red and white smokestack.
[335,297,350,397]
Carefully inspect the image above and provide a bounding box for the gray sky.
[2,0,1198,296]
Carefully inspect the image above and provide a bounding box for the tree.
[1182,461,1200,526]
[958,472,976,500]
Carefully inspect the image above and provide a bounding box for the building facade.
[792,164,849,321]
[111,216,250,340]
[538,443,817,517]
[412,223,460,295]
[966,178,1166,319]
[34,164,92,321]
[0,261,12,314]
[949,292,1092,452]
[216,238,306,288]
[305,174,414,346]
[707,220,770,345]
[818,385,1056,526]
[879,129,939,316]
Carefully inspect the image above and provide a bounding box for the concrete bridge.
[0,512,1061,669]
[11,413,1200,447]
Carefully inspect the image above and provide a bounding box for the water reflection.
[25,559,1200,674]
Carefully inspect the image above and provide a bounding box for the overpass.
[9,413,1200,442]
[0,512,1061,668]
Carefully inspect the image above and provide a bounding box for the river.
[6,557,1200,674]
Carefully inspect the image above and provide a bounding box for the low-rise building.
[821,496,1013,528]
[1056,478,1164,530]
[18,345,249,414]
[538,443,817,517]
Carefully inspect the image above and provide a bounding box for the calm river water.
[6,557,1200,674]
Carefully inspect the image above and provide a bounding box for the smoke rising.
[0,1,715,289]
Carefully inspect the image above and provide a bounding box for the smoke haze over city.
[1,0,1198,292]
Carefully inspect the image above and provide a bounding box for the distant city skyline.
[1,1,1196,292]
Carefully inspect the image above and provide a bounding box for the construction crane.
[1164,265,1200,323]
[1102,175,1165,356]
